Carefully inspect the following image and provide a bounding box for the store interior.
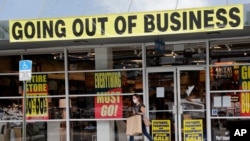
[0,38,250,140]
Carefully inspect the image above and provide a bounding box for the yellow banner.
[9,4,243,42]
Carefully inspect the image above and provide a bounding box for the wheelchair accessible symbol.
[19,60,32,81]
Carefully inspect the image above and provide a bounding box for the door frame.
[146,66,206,141]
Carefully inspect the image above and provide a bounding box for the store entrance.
[147,66,206,141]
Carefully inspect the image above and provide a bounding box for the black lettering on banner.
[183,12,187,30]
[114,16,126,34]
[204,10,214,28]
[144,14,155,33]
[216,8,227,28]
[229,7,241,27]
[170,12,181,31]
[98,17,108,35]
[36,97,40,114]
[40,97,44,114]
[42,21,53,38]
[37,21,41,38]
[55,20,66,38]
[85,18,96,36]
[26,98,32,114]
[156,13,168,32]
[189,11,202,30]
[24,22,35,39]
[12,22,23,40]
[128,15,137,34]
[72,19,84,37]
[43,98,47,112]
[25,97,48,115]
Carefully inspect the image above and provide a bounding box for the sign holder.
[22,81,27,141]
[19,60,32,141]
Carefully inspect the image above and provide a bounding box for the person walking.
[129,94,153,141]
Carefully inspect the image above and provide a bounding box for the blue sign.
[19,60,32,71]
[19,60,32,81]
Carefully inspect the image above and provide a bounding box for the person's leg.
[141,123,153,141]
[129,136,134,141]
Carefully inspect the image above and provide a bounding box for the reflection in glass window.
[67,46,142,71]
[70,95,135,119]
[146,42,206,67]
[69,70,143,95]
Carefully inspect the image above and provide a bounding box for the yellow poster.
[9,4,243,42]
[25,74,49,120]
[183,119,203,141]
[152,120,171,141]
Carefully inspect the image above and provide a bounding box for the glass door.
[177,67,206,141]
[147,66,206,141]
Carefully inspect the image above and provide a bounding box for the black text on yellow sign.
[240,66,250,115]
[25,74,49,119]
[183,120,203,141]
[26,94,48,116]
[153,134,170,141]
[152,120,171,141]
[9,4,243,42]
[95,72,121,88]
[26,74,48,93]
[185,135,203,141]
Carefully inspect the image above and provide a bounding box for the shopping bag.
[143,117,151,127]
[126,115,142,136]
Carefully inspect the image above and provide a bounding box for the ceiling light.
[213,46,221,49]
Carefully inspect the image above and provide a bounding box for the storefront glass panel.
[21,49,65,72]
[69,95,135,119]
[0,120,66,141]
[210,39,250,141]
[68,70,143,95]
[147,66,207,141]
[146,42,206,67]
[67,45,142,71]
[71,121,97,141]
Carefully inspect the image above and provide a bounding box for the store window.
[67,45,142,71]
[210,39,250,141]
[67,45,143,141]
[146,42,206,67]
[0,45,144,141]
[0,49,68,141]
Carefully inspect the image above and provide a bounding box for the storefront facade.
[0,3,250,141]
